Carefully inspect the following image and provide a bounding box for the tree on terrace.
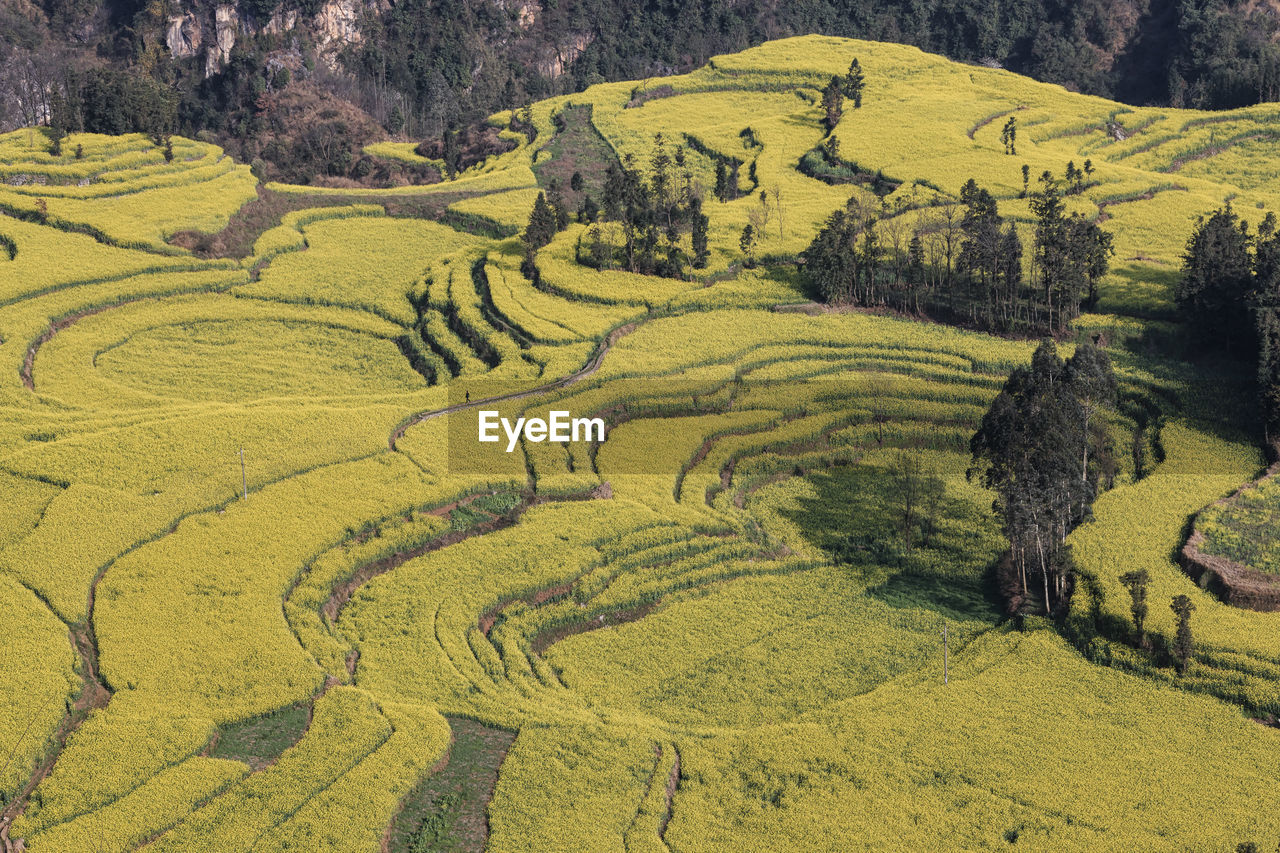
[1178,204,1255,353]
[1170,594,1195,674]
[1255,213,1280,443]
[523,192,559,258]
[969,339,1117,613]
[822,76,844,133]
[1119,569,1150,647]
[842,58,865,108]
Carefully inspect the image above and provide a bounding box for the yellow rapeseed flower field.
[5,33,1280,853]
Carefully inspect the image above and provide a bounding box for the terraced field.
[1,35,1279,852]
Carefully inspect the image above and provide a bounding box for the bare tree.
[935,196,962,312]
[879,199,910,305]
[772,183,784,238]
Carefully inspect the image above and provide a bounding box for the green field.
[1,35,1279,851]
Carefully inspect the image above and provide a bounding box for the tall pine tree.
[842,58,865,109]
[1178,205,1254,352]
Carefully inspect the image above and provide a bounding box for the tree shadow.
[775,463,1003,624]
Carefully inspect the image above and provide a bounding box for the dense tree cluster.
[9,0,1280,183]
[42,69,176,138]
[339,0,1280,123]
[803,169,1111,335]
[969,339,1118,614]
[1178,206,1280,444]
[577,134,708,278]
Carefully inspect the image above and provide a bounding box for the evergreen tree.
[1001,116,1017,154]
[48,88,69,156]
[1066,340,1118,490]
[714,161,728,203]
[842,58,865,108]
[804,208,858,303]
[740,223,757,266]
[969,339,1115,612]
[822,76,844,133]
[1255,213,1280,443]
[386,104,405,135]
[691,199,710,269]
[995,225,1024,331]
[523,192,558,256]
[650,132,672,210]
[442,130,461,179]
[1021,163,1030,198]
[425,69,460,137]
[907,231,926,311]
[859,214,881,303]
[1170,594,1195,674]
[1071,215,1115,311]
[1119,569,1150,646]
[1065,161,1082,194]
[1177,205,1254,351]
[1030,172,1112,332]
[959,179,1004,325]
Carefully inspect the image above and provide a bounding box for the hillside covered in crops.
[2,35,1280,852]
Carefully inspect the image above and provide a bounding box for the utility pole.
[942,622,949,685]
[240,448,248,500]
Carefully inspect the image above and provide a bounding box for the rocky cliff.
[163,0,385,77]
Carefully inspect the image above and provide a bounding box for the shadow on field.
[777,463,1003,624]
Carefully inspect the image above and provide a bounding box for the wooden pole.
[240,448,247,500]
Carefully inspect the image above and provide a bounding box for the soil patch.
[659,745,680,841]
[169,183,516,261]
[533,105,621,213]
[208,701,312,771]
[382,717,516,853]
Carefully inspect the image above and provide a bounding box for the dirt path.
[168,184,516,261]
[323,510,522,626]
[967,109,1015,141]
[388,322,636,451]
[22,301,149,391]
[658,744,681,842]
[1094,185,1185,223]
[311,483,611,650]
[0,575,112,844]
